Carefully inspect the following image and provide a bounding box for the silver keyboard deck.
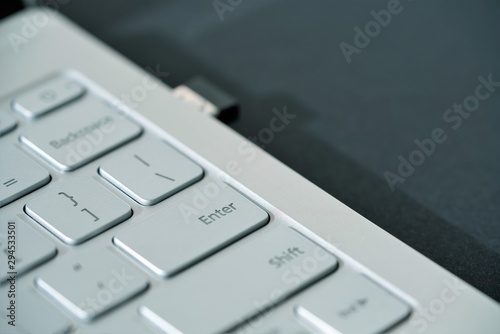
[0,70,412,333]
[3,7,500,333]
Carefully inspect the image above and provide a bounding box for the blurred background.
[28,0,500,300]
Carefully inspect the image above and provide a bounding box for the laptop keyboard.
[0,71,410,333]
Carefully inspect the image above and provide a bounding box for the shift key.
[139,225,338,334]
[20,97,142,171]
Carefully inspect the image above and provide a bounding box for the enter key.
[114,181,269,277]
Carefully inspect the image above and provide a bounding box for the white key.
[294,270,411,334]
[12,75,85,119]
[0,110,17,136]
[139,225,338,334]
[35,249,149,321]
[20,97,142,171]
[231,309,313,334]
[26,177,132,245]
[99,139,203,205]
[74,315,157,334]
[114,182,269,277]
[0,289,71,334]
[0,214,56,282]
[0,144,51,208]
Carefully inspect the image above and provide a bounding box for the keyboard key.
[0,144,50,208]
[0,110,17,136]
[0,214,56,282]
[20,97,142,171]
[231,309,313,334]
[26,177,132,245]
[100,139,203,205]
[35,249,149,321]
[0,289,71,334]
[12,75,85,119]
[74,315,157,334]
[139,225,338,334]
[294,270,411,334]
[114,182,268,277]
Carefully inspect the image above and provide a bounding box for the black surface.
[44,0,500,301]
[0,0,24,19]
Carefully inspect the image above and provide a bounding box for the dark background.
[32,0,500,301]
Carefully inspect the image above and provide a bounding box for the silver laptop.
[0,7,499,334]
